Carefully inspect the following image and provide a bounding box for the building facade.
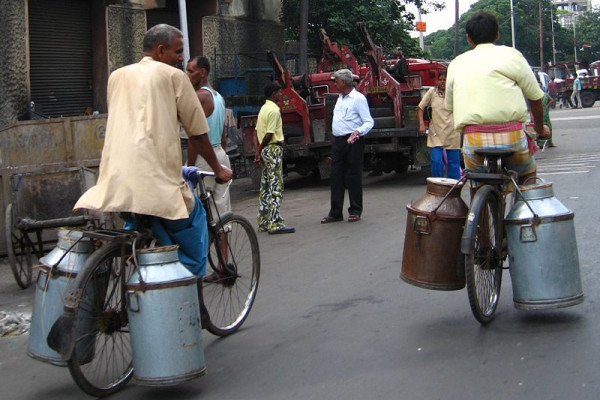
[554,0,592,27]
[0,0,283,129]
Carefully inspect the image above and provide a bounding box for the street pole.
[539,1,544,70]
[454,0,459,57]
[178,0,190,69]
[299,0,308,75]
[510,0,516,48]
[551,7,557,65]
[417,8,424,51]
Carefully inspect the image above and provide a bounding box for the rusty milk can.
[401,177,468,290]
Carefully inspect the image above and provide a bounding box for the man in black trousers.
[321,69,374,224]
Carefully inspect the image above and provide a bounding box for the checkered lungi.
[462,121,536,177]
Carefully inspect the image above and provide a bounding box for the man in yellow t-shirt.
[445,11,549,183]
[254,82,294,234]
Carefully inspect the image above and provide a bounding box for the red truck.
[548,62,600,108]
[240,23,446,183]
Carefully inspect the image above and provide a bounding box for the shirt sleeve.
[445,65,454,111]
[264,107,280,134]
[419,88,434,109]
[356,95,374,136]
[512,51,544,101]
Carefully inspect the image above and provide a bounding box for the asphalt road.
[1,105,599,399]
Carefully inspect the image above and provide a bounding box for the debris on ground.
[0,311,31,337]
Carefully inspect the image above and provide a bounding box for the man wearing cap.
[321,69,374,224]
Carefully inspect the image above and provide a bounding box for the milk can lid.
[426,177,462,187]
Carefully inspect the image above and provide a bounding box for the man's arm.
[254,132,274,165]
[529,99,550,138]
[188,134,232,182]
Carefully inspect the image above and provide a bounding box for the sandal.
[321,215,343,224]
[347,215,360,223]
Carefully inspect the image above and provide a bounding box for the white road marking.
[536,152,600,176]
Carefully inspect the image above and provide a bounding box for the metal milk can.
[401,177,468,290]
[125,245,205,386]
[505,181,584,310]
[28,229,93,366]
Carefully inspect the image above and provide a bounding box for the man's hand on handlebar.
[215,165,233,184]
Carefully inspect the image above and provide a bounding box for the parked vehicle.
[548,62,600,108]
[240,23,446,183]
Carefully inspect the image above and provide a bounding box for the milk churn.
[28,229,93,366]
[401,177,468,290]
[126,245,205,386]
[505,180,583,310]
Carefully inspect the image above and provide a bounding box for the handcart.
[3,166,96,288]
[0,115,106,288]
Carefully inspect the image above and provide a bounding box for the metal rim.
[4,204,33,289]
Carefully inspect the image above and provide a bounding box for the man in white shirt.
[321,69,374,224]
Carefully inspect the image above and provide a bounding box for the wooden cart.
[0,115,106,288]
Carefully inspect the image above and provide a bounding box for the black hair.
[191,56,210,74]
[264,82,282,98]
[465,11,499,45]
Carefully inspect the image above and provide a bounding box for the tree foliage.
[281,0,444,59]
[574,7,600,64]
[425,0,598,67]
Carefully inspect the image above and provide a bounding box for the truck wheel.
[580,91,595,108]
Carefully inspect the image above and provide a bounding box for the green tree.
[425,0,579,67]
[575,7,600,64]
[281,0,444,58]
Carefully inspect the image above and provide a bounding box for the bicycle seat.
[474,149,515,158]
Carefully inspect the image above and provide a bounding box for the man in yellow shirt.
[254,82,294,234]
[75,24,232,276]
[445,11,549,183]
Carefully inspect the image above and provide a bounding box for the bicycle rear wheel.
[5,203,33,289]
[203,214,260,336]
[465,185,503,324]
[67,241,135,397]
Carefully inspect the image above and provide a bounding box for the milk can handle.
[521,176,546,185]
[430,175,468,215]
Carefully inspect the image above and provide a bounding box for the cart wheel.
[4,204,33,289]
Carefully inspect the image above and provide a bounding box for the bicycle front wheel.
[465,185,503,324]
[67,241,135,397]
[203,214,260,337]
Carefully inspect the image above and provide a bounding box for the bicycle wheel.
[464,185,503,324]
[5,203,33,289]
[203,214,260,336]
[67,241,135,397]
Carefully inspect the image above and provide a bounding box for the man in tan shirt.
[75,24,232,276]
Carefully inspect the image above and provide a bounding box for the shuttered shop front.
[29,0,93,117]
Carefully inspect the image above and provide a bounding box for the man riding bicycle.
[445,11,549,185]
[74,24,232,277]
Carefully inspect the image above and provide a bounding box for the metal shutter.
[146,0,180,29]
[28,0,93,118]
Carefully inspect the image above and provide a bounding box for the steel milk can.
[401,177,468,290]
[27,229,94,366]
[505,181,584,310]
[125,245,205,386]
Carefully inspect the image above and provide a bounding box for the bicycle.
[460,148,525,324]
[47,170,260,397]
